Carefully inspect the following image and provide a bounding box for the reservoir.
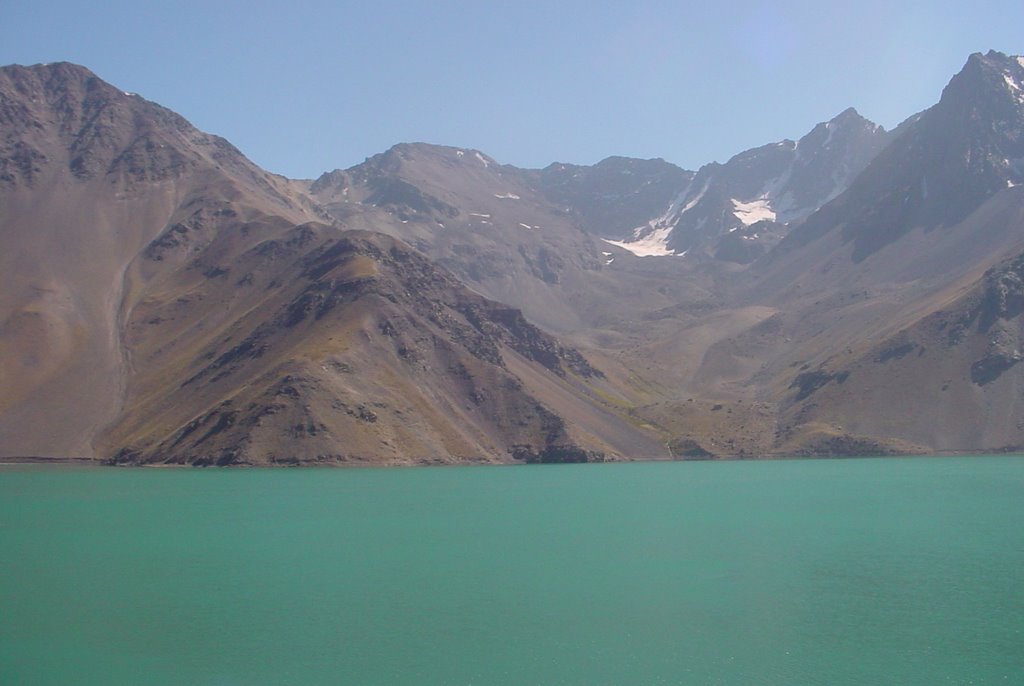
[2,457,1022,685]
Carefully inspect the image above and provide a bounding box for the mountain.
[781,50,1024,262]
[5,51,1024,464]
[598,108,890,263]
[0,62,322,458]
[103,227,665,465]
[723,50,1024,454]
[527,156,694,241]
[308,143,603,332]
[0,63,666,464]
[307,143,713,334]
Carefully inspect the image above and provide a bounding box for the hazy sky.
[1,1,1021,178]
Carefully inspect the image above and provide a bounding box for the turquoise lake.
[1,456,1022,685]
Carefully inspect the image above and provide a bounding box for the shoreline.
[1,449,1022,468]
[0,456,103,465]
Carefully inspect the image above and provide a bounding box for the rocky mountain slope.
[728,50,1024,454]
[547,108,890,263]
[0,62,321,458]
[103,227,665,465]
[0,63,665,464]
[4,51,1024,463]
[626,50,1024,458]
[526,156,694,241]
[307,142,715,335]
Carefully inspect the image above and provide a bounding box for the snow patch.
[603,227,678,257]
[605,180,709,258]
[605,258,614,265]
[601,251,613,256]
[494,192,520,200]
[456,150,465,158]
[518,223,536,230]
[674,182,709,219]
[469,213,491,218]
[731,197,776,226]
[475,152,489,167]
[1004,72,1024,104]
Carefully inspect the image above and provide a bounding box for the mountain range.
[2,50,1023,464]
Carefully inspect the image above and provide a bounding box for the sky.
[1,1,1021,179]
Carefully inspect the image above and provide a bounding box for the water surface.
[2,457,1022,685]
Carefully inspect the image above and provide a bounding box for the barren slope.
[0,62,319,456]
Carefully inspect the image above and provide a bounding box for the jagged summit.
[588,106,889,263]
[940,50,1024,118]
[777,49,1024,264]
[832,106,863,119]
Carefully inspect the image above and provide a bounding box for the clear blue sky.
[1,1,1021,178]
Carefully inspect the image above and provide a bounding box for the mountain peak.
[822,107,882,133]
[831,106,861,122]
[355,142,499,175]
[970,49,1020,66]
[2,60,96,78]
[1,61,107,100]
[944,49,1024,109]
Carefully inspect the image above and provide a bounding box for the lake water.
[1,457,1022,685]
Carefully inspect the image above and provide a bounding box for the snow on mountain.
[576,108,890,263]
[600,181,709,256]
[602,225,678,257]
[778,51,1024,264]
[528,157,693,242]
[1002,60,1024,105]
[732,197,776,225]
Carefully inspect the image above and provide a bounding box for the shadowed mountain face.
[103,227,665,465]
[715,51,1024,455]
[527,156,695,241]
[781,51,1024,262]
[5,52,1024,463]
[540,108,890,264]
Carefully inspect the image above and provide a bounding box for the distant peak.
[980,49,1014,63]
[941,49,1024,109]
[382,142,497,165]
[959,49,1022,75]
[826,107,880,131]
[1,61,98,81]
[796,107,883,149]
